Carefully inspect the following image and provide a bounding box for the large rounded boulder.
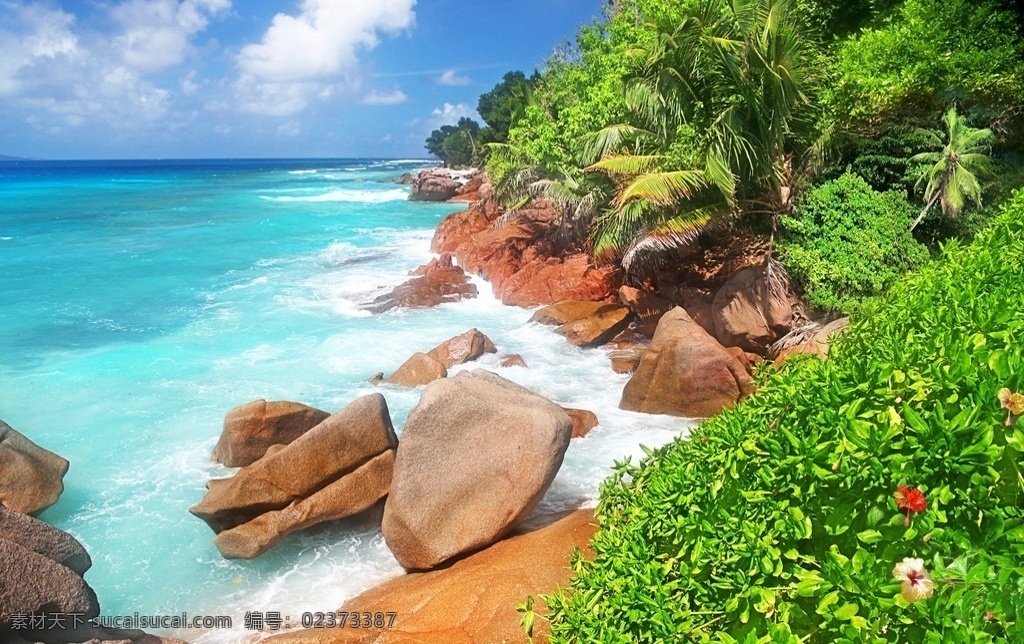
[621,307,754,418]
[711,265,794,353]
[212,400,330,468]
[382,370,572,570]
[0,420,68,516]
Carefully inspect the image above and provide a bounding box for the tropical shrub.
[543,191,1024,642]
[778,172,928,313]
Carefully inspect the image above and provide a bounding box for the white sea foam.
[287,169,317,175]
[259,188,409,204]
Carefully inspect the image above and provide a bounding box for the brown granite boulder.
[382,352,448,388]
[367,254,477,313]
[212,400,331,468]
[266,509,597,644]
[609,349,644,374]
[409,169,460,202]
[621,307,754,418]
[426,328,497,368]
[214,450,395,560]
[619,285,674,326]
[0,539,99,629]
[500,354,528,368]
[190,394,397,533]
[563,408,599,438]
[531,301,633,347]
[450,171,485,203]
[0,420,68,516]
[382,370,572,570]
[0,504,91,575]
[711,265,793,353]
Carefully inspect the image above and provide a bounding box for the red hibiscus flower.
[896,486,927,513]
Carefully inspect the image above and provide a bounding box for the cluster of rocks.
[190,394,398,560]
[367,253,478,314]
[192,328,599,562]
[0,420,181,644]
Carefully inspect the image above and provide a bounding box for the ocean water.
[0,158,691,641]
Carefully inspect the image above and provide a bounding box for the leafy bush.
[543,192,1024,642]
[779,173,929,313]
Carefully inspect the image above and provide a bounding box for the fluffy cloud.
[362,89,407,105]
[239,0,415,82]
[0,5,80,98]
[429,102,477,127]
[111,0,230,72]
[436,70,471,86]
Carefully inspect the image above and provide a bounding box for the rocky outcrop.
[214,450,394,560]
[450,171,486,203]
[266,509,597,644]
[426,329,497,369]
[532,301,632,347]
[0,508,181,643]
[0,504,91,575]
[0,420,68,516]
[367,254,477,314]
[774,317,850,364]
[190,394,398,553]
[212,400,330,468]
[621,307,754,418]
[711,265,794,353]
[431,205,491,254]
[0,539,99,628]
[563,408,599,438]
[393,172,415,185]
[382,352,448,388]
[609,349,644,374]
[382,370,572,570]
[409,169,460,202]
[434,199,620,307]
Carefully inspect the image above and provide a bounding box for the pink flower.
[895,486,927,513]
[893,558,934,602]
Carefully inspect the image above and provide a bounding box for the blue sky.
[0,0,604,159]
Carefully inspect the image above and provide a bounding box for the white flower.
[893,558,935,602]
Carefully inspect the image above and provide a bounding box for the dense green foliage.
[424,117,480,168]
[778,173,928,313]
[544,193,1024,641]
[476,70,536,144]
[825,0,1024,131]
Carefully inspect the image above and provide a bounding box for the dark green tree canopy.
[476,70,536,143]
[425,117,481,168]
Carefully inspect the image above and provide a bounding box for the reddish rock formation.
[212,400,330,468]
[382,370,572,570]
[266,509,597,644]
[563,408,599,438]
[431,205,490,254]
[191,394,397,535]
[382,352,448,388]
[368,254,477,313]
[530,300,610,326]
[0,539,99,629]
[409,169,460,202]
[214,450,394,560]
[0,420,68,516]
[711,265,794,354]
[499,254,621,307]
[450,171,485,203]
[621,307,754,418]
[426,329,497,368]
[500,354,528,368]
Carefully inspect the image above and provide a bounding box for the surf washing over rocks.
[0,159,691,641]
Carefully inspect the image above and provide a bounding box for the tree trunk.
[911,192,941,231]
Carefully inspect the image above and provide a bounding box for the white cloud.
[436,69,471,86]
[111,0,231,72]
[362,89,407,105]
[430,102,476,125]
[238,0,415,82]
[0,5,80,98]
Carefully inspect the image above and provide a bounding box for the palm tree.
[909,107,995,231]
[586,0,824,279]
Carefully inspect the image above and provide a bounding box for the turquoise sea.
[0,159,689,641]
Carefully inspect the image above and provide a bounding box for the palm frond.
[587,154,664,176]
[617,170,710,207]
